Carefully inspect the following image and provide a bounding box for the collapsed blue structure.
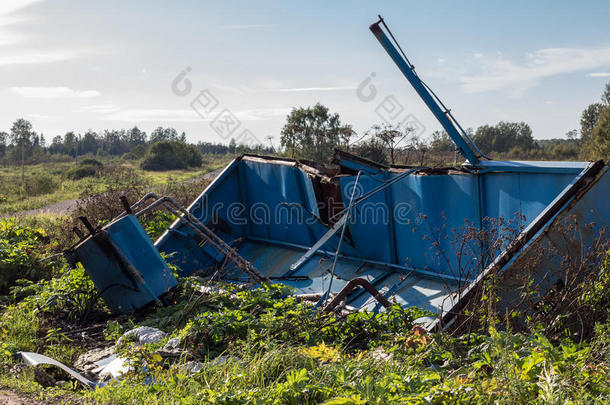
[67,16,609,328]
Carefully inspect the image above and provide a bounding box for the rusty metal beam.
[323,277,392,312]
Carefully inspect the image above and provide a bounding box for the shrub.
[141,141,202,171]
[122,151,138,160]
[65,164,97,180]
[131,144,147,158]
[24,173,57,196]
[74,166,151,225]
[0,220,56,293]
[79,158,103,168]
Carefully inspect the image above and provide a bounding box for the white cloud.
[74,104,118,113]
[27,113,59,122]
[0,0,44,17]
[587,72,610,77]
[0,32,23,46]
[275,86,355,92]
[236,108,291,120]
[0,0,43,47]
[0,1,88,66]
[11,86,100,98]
[103,107,290,123]
[460,47,610,97]
[220,24,274,30]
[0,50,83,66]
[103,109,199,122]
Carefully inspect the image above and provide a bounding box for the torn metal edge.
[431,160,607,331]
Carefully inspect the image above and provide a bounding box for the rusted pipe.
[323,278,391,312]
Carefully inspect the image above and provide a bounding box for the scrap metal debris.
[54,17,609,334]
[19,352,98,389]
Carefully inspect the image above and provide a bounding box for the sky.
[1,0,610,146]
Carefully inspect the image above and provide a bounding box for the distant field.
[0,155,231,215]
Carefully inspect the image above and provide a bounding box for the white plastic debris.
[95,356,130,380]
[18,352,97,388]
[164,337,181,350]
[74,346,115,374]
[117,326,167,347]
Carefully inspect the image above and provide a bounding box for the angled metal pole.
[369,16,480,165]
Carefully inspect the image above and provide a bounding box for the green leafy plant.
[0,220,57,293]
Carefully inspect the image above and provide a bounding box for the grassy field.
[0,155,608,403]
[0,155,231,215]
[0,241,607,403]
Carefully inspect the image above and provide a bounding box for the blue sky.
[1,0,610,145]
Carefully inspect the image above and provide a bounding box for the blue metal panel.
[157,160,246,275]
[153,155,607,327]
[242,160,314,246]
[432,163,608,329]
[477,160,588,175]
[73,215,177,313]
[483,172,577,228]
[516,173,576,223]
[339,174,393,263]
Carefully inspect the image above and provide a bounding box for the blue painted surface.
[432,165,610,329]
[154,155,607,321]
[71,14,608,319]
[73,215,177,313]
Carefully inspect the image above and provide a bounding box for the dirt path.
[9,198,78,218]
[4,168,223,218]
[0,390,42,405]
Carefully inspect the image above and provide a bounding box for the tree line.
[2,82,608,169]
[0,121,272,169]
[279,84,610,165]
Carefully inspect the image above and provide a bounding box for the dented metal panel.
[435,161,609,330]
[67,214,177,314]
[153,154,607,324]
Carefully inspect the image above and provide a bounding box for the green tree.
[0,131,7,157]
[354,137,388,165]
[49,135,65,155]
[366,124,411,165]
[603,83,610,105]
[580,82,610,160]
[141,140,202,171]
[280,103,352,163]
[10,118,34,183]
[126,126,147,146]
[580,103,604,148]
[473,121,534,155]
[430,130,454,152]
[583,106,610,160]
[63,131,78,157]
[103,129,128,155]
[81,130,99,155]
[150,127,179,143]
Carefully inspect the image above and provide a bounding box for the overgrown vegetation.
[0,122,272,169]
[0,155,229,215]
[0,83,608,405]
[0,221,57,294]
[141,140,203,171]
[0,213,608,403]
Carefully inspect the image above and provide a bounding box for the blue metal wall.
[157,156,580,282]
